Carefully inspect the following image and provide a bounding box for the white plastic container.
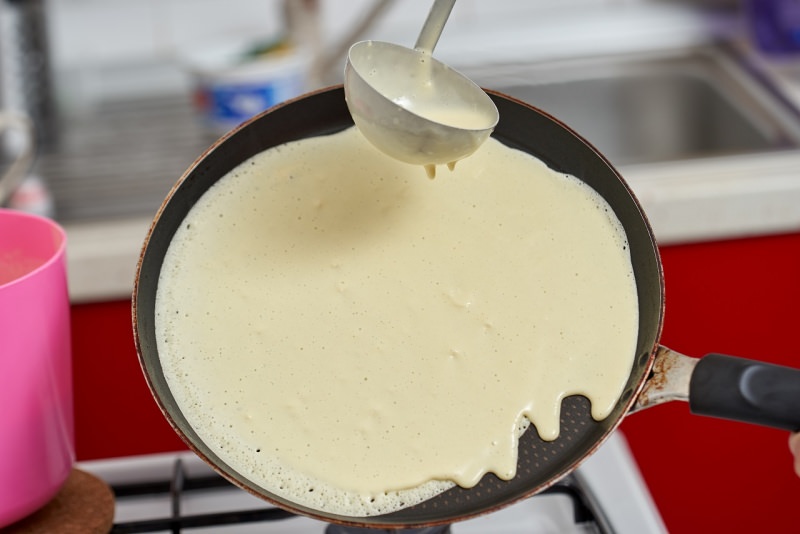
[187,44,310,134]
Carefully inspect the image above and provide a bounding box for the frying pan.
[133,86,800,528]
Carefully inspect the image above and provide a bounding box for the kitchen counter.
[65,216,150,303]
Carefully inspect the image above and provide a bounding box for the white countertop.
[65,216,149,303]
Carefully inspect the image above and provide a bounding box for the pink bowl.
[0,208,74,527]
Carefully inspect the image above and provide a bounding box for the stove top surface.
[78,432,665,533]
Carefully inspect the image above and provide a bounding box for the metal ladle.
[344,0,499,178]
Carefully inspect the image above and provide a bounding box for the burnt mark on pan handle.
[633,345,800,432]
[632,346,698,411]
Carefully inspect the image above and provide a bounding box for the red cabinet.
[71,231,800,533]
[621,232,800,533]
[71,299,185,459]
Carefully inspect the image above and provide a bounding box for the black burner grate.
[108,459,611,533]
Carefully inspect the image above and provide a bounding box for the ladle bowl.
[344,40,498,168]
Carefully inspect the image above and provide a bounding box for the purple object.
[745,0,800,55]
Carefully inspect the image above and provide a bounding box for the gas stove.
[78,432,665,533]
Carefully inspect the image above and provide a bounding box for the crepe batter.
[155,126,639,516]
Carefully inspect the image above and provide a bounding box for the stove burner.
[107,459,610,533]
[325,526,451,534]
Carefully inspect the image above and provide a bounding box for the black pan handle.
[633,346,800,432]
[689,353,800,432]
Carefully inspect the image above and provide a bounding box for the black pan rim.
[132,85,665,529]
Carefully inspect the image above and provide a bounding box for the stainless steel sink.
[38,96,214,222]
[39,45,800,223]
[466,45,800,166]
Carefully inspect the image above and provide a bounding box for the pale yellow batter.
[155,126,638,516]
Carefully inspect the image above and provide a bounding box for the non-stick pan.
[133,86,800,528]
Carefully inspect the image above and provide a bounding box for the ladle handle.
[414,0,457,54]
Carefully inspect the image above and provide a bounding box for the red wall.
[71,232,800,533]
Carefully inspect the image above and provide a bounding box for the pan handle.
[633,346,800,431]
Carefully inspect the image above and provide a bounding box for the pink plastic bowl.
[0,208,73,527]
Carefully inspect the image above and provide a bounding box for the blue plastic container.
[745,0,800,55]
